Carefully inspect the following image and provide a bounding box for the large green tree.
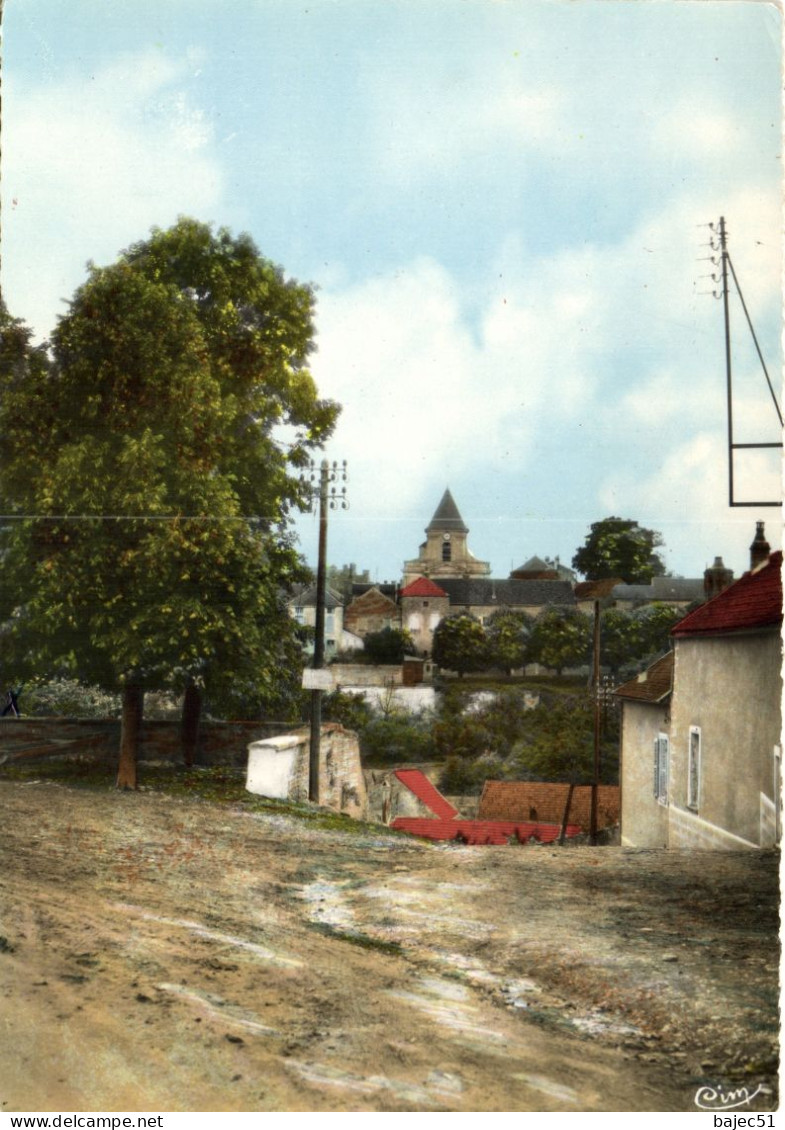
[485,609,534,675]
[431,614,487,677]
[0,220,339,786]
[362,627,415,665]
[528,608,591,675]
[572,517,666,583]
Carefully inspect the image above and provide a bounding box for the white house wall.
[620,699,669,848]
[668,633,781,849]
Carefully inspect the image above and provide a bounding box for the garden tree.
[513,695,596,784]
[431,614,488,677]
[0,221,339,787]
[362,627,415,665]
[600,609,643,677]
[485,609,534,675]
[511,694,618,787]
[633,603,684,660]
[433,687,535,764]
[528,608,591,675]
[572,517,667,583]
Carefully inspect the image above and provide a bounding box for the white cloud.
[599,432,781,575]
[3,49,224,338]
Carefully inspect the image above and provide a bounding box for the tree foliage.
[485,609,534,674]
[431,615,487,677]
[0,220,339,785]
[362,627,415,665]
[528,608,591,675]
[572,517,666,583]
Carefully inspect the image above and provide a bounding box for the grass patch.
[0,757,390,837]
[307,920,403,956]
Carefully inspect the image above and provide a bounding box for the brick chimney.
[703,556,734,600]
[749,521,771,571]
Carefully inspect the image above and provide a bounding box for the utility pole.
[304,459,347,803]
[590,599,601,845]
[719,216,734,509]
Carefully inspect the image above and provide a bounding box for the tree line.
[431,603,685,679]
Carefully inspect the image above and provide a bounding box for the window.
[294,606,304,623]
[653,733,669,804]
[442,541,452,562]
[688,726,701,810]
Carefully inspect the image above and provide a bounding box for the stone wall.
[0,717,288,767]
[246,724,367,819]
[329,664,404,688]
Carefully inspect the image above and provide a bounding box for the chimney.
[749,521,771,571]
[703,556,734,600]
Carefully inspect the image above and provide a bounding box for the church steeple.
[403,488,490,583]
[426,488,468,534]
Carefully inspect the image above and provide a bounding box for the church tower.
[403,488,491,584]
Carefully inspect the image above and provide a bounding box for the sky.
[3,0,782,583]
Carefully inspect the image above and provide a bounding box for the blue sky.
[3,0,782,582]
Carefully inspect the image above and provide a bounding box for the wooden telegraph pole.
[590,599,601,844]
[305,460,347,803]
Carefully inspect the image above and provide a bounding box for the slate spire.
[426,488,468,534]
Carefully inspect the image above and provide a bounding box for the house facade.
[617,546,782,850]
[288,585,361,658]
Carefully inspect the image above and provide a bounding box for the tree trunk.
[117,683,143,790]
[181,683,202,767]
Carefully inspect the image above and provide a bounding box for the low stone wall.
[0,717,290,767]
[330,664,403,688]
[247,724,367,819]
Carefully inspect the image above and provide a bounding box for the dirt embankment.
[0,780,778,1113]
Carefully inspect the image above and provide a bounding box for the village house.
[287,584,362,658]
[617,525,781,850]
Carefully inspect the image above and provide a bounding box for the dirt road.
[0,779,778,1112]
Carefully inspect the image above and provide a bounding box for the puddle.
[115,904,301,967]
[156,982,279,1036]
[501,978,544,1009]
[570,1010,642,1038]
[285,1059,460,1108]
[387,977,507,1047]
[299,879,356,931]
[513,1072,581,1105]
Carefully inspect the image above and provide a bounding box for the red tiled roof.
[394,768,460,820]
[672,551,782,638]
[477,781,619,832]
[614,651,673,704]
[399,577,448,598]
[391,817,582,845]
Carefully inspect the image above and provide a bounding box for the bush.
[360,714,436,765]
[322,689,374,732]
[21,678,121,718]
[438,752,506,795]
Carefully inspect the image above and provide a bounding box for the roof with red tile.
[477,781,620,832]
[399,577,448,599]
[391,817,581,845]
[671,551,782,638]
[393,768,460,820]
[614,650,674,704]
